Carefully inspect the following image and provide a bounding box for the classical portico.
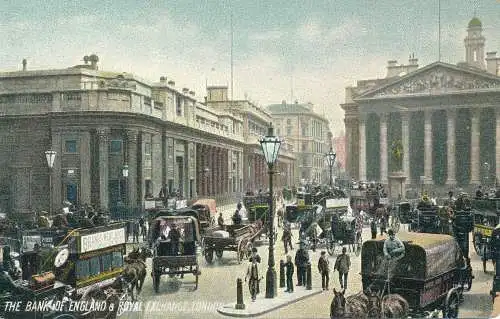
[345,61,500,189]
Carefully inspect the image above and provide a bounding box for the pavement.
[217,287,323,317]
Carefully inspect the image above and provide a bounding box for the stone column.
[423,110,433,184]
[379,113,388,184]
[80,131,91,205]
[126,129,139,208]
[401,112,410,183]
[358,114,367,181]
[97,127,109,209]
[211,147,216,196]
[216,148,222,197]
[496,110,500,184]
[470,108,481,185]
[446,109,457,186]
[196,144,202,196]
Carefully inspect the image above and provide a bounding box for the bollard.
[279,260,285,288]
[306,262,312,290]
[235,278,246,310]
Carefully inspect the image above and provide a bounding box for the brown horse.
[330,288,409,319]
[122,247,149,300]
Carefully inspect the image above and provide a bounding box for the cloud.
[248,30,284,41]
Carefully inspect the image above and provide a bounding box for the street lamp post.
[121,164,129,205]
[325,148,336,187]
[45,150,57,216]
[259,124,282,299]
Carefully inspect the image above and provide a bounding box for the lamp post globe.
[325,148,336,187]
[259,124,282,299]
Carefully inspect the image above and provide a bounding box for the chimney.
[407,53,419,73]
[160,76,167,83]
[486,52,500,76]
[89,54,99,70]
[22,59,27,71]
[386,60,401,78]
[182,88,189,94]
[168,80,175,86]
[189,90,195,96]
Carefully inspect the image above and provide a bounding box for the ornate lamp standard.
[121,164,129,205]
[325,148,336,187]
[259,124,282,299]
[45,150,57,215]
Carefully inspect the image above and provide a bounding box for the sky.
[0,0,499,136]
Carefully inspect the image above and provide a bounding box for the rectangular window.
[112,252,123,269]
[287,127,292,135]
[144,142,151,155]
[109,140,122,153]
[65,140,77,153]
[76,259,90,280]
[89,256,101,276]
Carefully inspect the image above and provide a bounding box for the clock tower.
[464,17,486,70]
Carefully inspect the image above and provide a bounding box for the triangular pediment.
[356,62,500,99]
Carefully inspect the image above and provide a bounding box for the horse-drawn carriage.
[201,221,263,264]
[410,201,451,234]
[148,207,213,234]
[191,198,217,230]
[2,222,130,319]
[360,232,472,318]
[327,198,363,256]
[391,201,413,225]
[150,215,201,292]
[471,198,500,272]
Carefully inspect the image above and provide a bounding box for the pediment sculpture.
[373,67,500,97]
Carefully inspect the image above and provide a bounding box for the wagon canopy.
[150,216,200,243]
[192,198,217,215]
[361,232,462,280]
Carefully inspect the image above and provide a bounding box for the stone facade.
[267,101,332,185]
[341,18,500,191]
[0,60,295,217]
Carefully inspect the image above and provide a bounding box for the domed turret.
[468,17,482,28]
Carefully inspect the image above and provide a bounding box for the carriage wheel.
[237,241,247,264]
[215,250,224,259]
[473,234,482,256]
[153,271,160,293]
[205,249,214,264]
[355,233,362,257]
[443,289,460,318]
[392,217,400,233]
[245,242,253,259]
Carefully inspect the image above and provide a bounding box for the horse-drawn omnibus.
[471,198,500,272]
[361,232,472,318]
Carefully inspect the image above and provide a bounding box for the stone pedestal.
[389,171,407,200]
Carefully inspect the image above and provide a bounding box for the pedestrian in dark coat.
[282,222,293,254]
[132,220,140,243]
[285,255,294,292]
[370,218,377,239]
[317,251,330,290]
[294,243,309,286]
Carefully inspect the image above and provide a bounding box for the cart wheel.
[245,242,253,259]
[237,241,246,264]
[205,249,214,264]
[153,271,160,293]
[355,234,362,257]
[215,250,223,259]
[473,234,482,256]
[443,289,460,318]
[392,218,400,233]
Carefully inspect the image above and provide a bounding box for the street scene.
[1,1,500,318]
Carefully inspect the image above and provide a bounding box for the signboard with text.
[326,198,350,208]
[79,227,126,253]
